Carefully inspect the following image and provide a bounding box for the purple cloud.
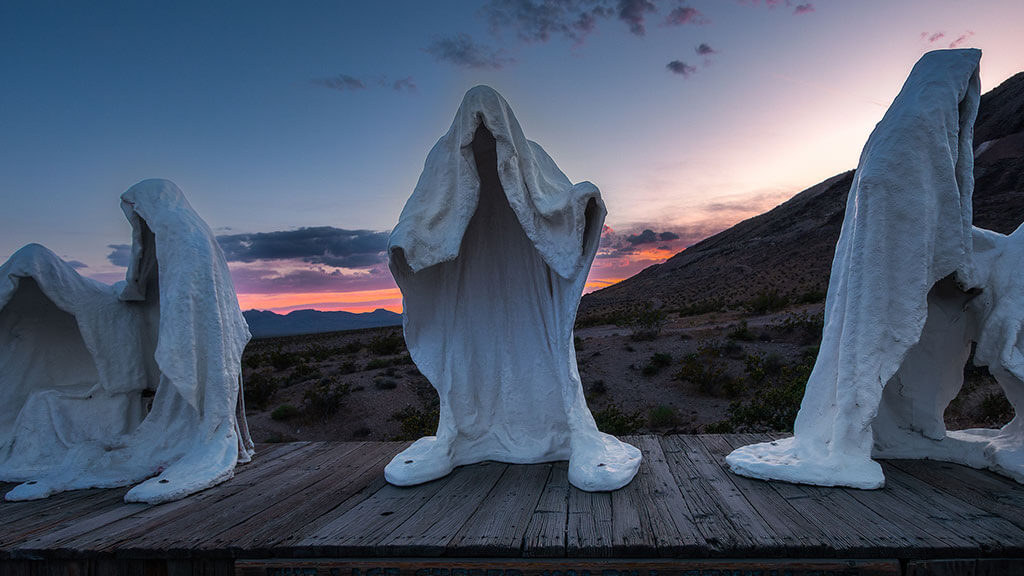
[426,34,514,69]
[696,43,716,56]
[665,6,706,26]
[311,74,366,92]
[667,60,697,77]
[793,3,814,14]
[618,0,657,35]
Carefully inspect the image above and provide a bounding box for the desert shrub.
[795,288,826,304]
[744,352,785,384]
[243,371,279,410]
[304,344,339,362]
[979,391,1013,425]
[353,427,372,438]
[374,377,398,390]
[340,340,365,354]
[709,358,812,433]
[391,406,439,440]
[587,379,607,396]
[775,311,825,345]
[271,404,300,421]
[641,352,673,377]
[242,351,264,370]
[268,349,300,371]
[593,404,645,435]
[671,340,737,393]
[338,360,358,374]
[368,332,404,356]
[674,299,725,317]
[286,362,321,386]
[630,303,667,341]
[648,404,679,428]
[727,320,756,342]
[721,339,744,359]
[745,290,789,315]
[303,378,351,423]
[366,354,413,371]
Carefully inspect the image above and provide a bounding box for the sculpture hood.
[389,85,604,280]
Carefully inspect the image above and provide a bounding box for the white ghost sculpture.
[385,86,641,491]
[0,179,254,503]
[728,49,1024,488]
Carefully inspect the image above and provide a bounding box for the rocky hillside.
[580,71,1024,321]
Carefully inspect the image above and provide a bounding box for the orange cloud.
[237,288,403,314]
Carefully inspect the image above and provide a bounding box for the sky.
[2,1,1023,314]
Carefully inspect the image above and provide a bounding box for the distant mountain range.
[580,70,1024,321]
[243,308,402,338]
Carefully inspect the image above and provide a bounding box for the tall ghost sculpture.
[385,86,641,491]
[0,179,253,503]
[728,49,1024,488]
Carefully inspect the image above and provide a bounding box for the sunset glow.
[4,1,1023,316]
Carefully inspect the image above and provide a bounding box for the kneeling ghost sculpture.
[728,49,1024,488]
[0,179,253,503]
[385,86,641,491]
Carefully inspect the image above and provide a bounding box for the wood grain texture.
[3,435,1024,568]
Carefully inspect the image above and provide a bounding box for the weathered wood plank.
[114,442,368,555]
[890,458,1024,532]
[521,461,568,558]
[292,466,454,556]
[29,441,327,556]
[235,557,903,576]
[879,460,1024,555]
[726,433,915,557]
[702,434,833,555]
[666,434,778,554]
[613,436,705,557]
[566,487,613,557]
[660,435,740,553]
[204,442,405,554]
[448,463,550,557]
[377,461,508,556]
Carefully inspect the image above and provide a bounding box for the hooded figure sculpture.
[386,86,641,491]
[728,49,1024,488]
[0,179,253,503]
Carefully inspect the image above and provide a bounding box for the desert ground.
[241,302,1015,444]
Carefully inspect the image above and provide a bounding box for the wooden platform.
[3,434,1024,576]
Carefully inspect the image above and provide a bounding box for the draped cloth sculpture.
[386,86,641,491]
[0,179,253,503]
[728,49,1024,488]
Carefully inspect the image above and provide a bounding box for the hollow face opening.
[472,122,499,193]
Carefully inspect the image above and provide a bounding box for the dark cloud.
[696,43,716,56]
[216,227,388,269]
[627,229,659,245]
[388,76,417,92]
[926,31,945,43]
[426,34,514,69]
[793,3,814,14]
[67,260,88,269]
[666,60,697,77]
[626,229,681,245]
[665,6,706,26]
[228,263,396,295]
[107,244,131,267]
[314,74,416,93]
[483,1,610,44]
[311,74,366,92]
[618,0,656,35]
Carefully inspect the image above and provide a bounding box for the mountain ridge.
[579,70,1024,320]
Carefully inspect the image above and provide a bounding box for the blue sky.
[2,1,1022,312]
